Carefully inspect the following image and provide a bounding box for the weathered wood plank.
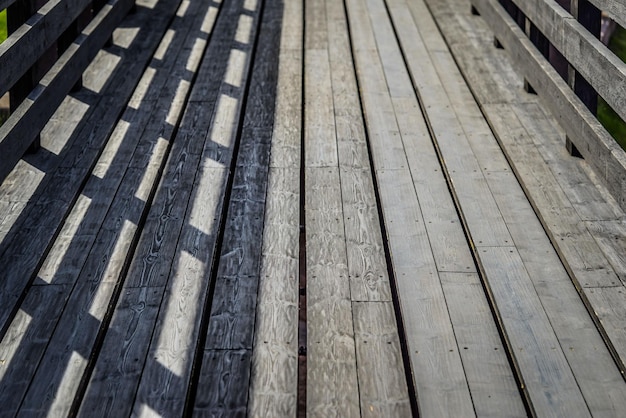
[305,167,359,417]
[483,102,620,288]
[477,246,590,416]
[352,302,411,417]
[346,0,476,414]
[440,272,526,417]
[375,170,476,416]
[487,170,626,414]
[248,1,302,414]
[248,169,300,417]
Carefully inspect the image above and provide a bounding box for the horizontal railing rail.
[471,0,626,210]
[0,0,134,182]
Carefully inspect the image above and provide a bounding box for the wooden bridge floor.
[1,0,626,416]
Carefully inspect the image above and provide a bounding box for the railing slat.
[0,0,135,182]
[472,0,626,210]
[0,0,94,97]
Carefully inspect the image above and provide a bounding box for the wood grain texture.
[248,1,302,413]
[305,167,359,417]
[80,0,259,414]
[477,246,590,416]
[440,272,526,417]
[353,301,411,417]
[346,1,476,414]
[385,0,513,249]
[392,97,476,273]
[193,349,252,417]
[487,170,626,414]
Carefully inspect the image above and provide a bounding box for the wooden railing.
[0,0,135,181]
[471,0,626,211]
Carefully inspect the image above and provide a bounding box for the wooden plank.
[587,220,626,283]
[79,0,260,414]
[75,286,163,417]
[0,284,72,413]
[193,349,252,417]
[0,2,217,412]
[487,171,626,414]
[247,169,300,417]
[346,0,476,414]
[324,0,393,301]
[352,302,411,417]
[305,167,359,417]
[440,272,526,417]
[375,170,475,416]
[477,246,590,416]
[482,102,620,288]
[392,97,476,273]
[385,0,513,249]
[18,280,117,416]
[248,0,303,413]
[512,102,622,222]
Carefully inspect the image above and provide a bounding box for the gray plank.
[247,0,303,414]
[392,97,476,273]
[346,0,476,414]
[478,247,590,416]
[440,272,526,417]
[353,302,411,417]
[305,167,360,417]
[488,171,626,414]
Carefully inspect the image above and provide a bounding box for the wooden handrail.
[0,0,134,182]
[472,0,626,210]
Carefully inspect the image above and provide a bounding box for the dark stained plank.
[0,0,186,336]
[78,0,262,414]
[0,1,222,415]
[193,349,251,417]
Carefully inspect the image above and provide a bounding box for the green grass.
[0,9,7,43]
[598,25,626,150]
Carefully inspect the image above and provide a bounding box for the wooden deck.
[1,0,626,416]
